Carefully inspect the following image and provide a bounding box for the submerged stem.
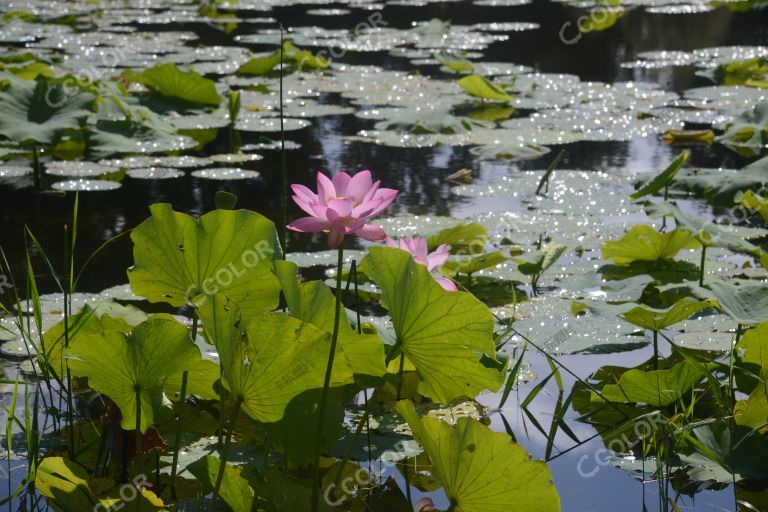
[311,245,344,511]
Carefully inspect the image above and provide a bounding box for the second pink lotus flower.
[288,170,398,248]
[386,236,457,291]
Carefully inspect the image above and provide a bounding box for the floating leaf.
[0,73,94,145]
[513,243,567,278]
[427,222,487,253]
[458,74,511,102]
[237,53,282,76]
[698,279,768,325]
[586,297,714,332]
[597,360,707,406]
[434,52,474,73]
[446,251,508,276]
[127,62,221,107]
[679,423,768,482]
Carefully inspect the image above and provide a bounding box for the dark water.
[1,1,768,510]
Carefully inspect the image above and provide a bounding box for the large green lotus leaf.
[274,260,386,379]
[396,400,560,512]
[67,316,202,432]
[741,322,768,368]
[360,247,504,404]
[34,302,145,381]
[188,455,254,512]
[36,456,95,511]
[128,203,280,318]
[196,294,353,423]
[0,72,94,145]
[602,225,699,265]
[595,360,707,406]
[458,74,511,102]
[736,323,768,430]
[678,423,768,482]
[696,280,768,325]
[37,456,167,512]
[165,357,221,402]
[128,63,221,107]
[630,151,689,200]
[671,156,768,206]
[735,376,768,431]
[645,201,761,255]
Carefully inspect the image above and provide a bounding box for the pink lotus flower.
[288,170,398,248]
[386,236,457,291]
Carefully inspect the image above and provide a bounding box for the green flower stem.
[210,396,243,511]
[311,245,344,512]
[278,25,287,258]
[699,245,707,286]
[653,330,659,370]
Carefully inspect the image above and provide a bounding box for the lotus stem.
[396,352,413,508]
[170,370,188,500]
[730,325,742,412]
[210,396,242,511]
[396,353,406,401]
[278,25,287,259]
[699,245,706,286]
[350,260,373,466]
[135,390,143,512]
[653,330,659,370]
[311,245,344,512]
[63,225,75,459]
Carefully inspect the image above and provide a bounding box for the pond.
[1,1,768,511]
